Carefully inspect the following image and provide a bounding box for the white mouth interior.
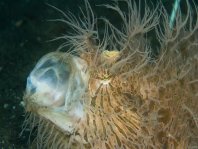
[25,52,89,133]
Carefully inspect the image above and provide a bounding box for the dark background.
[0,0,192,148]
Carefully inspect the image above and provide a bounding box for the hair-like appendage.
[23,0,198,148]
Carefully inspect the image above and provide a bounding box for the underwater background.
[0,0,197,148]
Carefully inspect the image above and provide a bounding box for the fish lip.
[24,93,85,135]
[24,99,76,134]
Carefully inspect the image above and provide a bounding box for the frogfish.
[22,0,198,148]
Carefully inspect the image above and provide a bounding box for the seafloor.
[0,0,186,148]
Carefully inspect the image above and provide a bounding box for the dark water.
[0,0,194,148]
